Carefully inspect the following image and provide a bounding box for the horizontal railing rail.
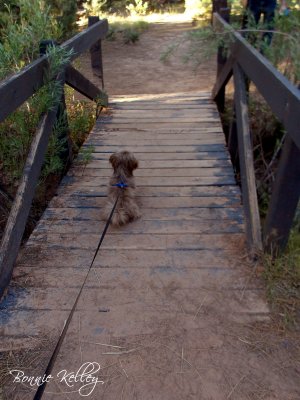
[0,17,108,298]
[212,12,300,256]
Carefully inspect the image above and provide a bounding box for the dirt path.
[80,21,216,96]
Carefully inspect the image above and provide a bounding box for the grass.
[106,20,149,43]
[263,230,300,329]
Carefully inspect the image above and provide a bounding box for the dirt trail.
[80,21,216,95]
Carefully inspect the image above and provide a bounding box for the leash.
[33,187,123,400]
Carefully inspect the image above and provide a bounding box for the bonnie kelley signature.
[10,362,104,396]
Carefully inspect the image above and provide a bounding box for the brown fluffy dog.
[102,151,141,226]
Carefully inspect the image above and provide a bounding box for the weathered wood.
[88,16,105,88]
[71,166,234,178]
[42,207,242,222]
[0,19,108,123]
[27,232,243,251]
[212,54,234,102]
[95,126,223,133]
[263,136,300,253]
[100,117,219,124]
[0,108,58,298]
[228,109,239,166]
[36,219,243,236]
[51,195,240,209]
[213,13,300,150]
[233,64,262,252]
[215,5,230,112]
[65,175,236,187]
[75,159,232,169]
[57,185,240,198]
[65,65,103,101]
[88,133,225,141]
[83,144,226,152]
[82,152,229,160]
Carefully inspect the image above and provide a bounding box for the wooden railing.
[212,13,300,256]
[0,17,108,298]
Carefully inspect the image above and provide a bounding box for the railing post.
[88,16,104,89]
[263,136,300,254]
[233,63,262,254]
[0,109,58,299]
[213,2,230,113]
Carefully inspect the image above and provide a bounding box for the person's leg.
[262,0,276,46]
[245,0,262,46]
[248,0,262,24]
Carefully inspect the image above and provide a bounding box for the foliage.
[0,2,95,191]
[184,0,211,17]
[263,229,300,328]
[0,0,61,80]
[66,88,97,152]
[82,0,109,17]
[107,20,149,43]
[126,0,149,16]
[175,9,300,84]
[45,0,78,38]
[0,45,73,184]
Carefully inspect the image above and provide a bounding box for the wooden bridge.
[0,13,300,400]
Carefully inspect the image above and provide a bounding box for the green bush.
[107,20,149,43]
[0,0,61,79]
[0,1,95,189]
[45,0,78,38]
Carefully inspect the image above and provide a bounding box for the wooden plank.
[233,64,262,252]
[78,152,230,160]
[70,167,234,177]
[57,185,240,198]
[65,65,104,101]
[263,136,300,253]
[64,175,236,186]
[0,108,58,298]
[0,19,108,123]
[108,111,219,119]
[94,126,224,134]
[42,206,243,222]
[13,264,241,288]
[50,196,241,209]
[112,107,217,113]
[112,104,214,110]
[214,13,300,150]
[99,117,219,124]
[88,133,224,140]
[97,123,222,130]
[72,159,233,169]
[27,232,244,251]
[35,219,244,236]
[2,284,254,311]
[87,143,226,150]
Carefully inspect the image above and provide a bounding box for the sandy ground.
[80,21,216,96]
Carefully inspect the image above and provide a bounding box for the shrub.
[45,0,78,38]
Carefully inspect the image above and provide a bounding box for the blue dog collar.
[112,181,128,189]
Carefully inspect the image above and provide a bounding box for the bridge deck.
[1,92,272,399]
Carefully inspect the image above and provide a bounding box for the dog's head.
[109,151,138,175]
